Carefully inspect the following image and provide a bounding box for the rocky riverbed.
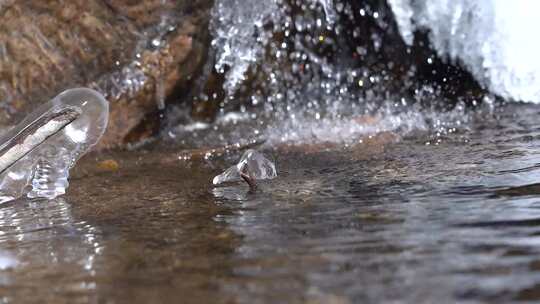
[3,1,540,303]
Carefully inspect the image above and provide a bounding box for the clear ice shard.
[213,149,277,185]
[0,88,109,203]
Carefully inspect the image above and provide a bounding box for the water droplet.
[152,38,161,47]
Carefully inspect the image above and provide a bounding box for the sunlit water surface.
[2,103,540,303]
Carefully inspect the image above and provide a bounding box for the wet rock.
[343,0,487,106]
[0,0,213,148]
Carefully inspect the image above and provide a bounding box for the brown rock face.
[0,0,213,149]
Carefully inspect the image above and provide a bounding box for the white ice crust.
[389,0,540,103]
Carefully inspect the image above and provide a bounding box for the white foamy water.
[168,100,475,150]
[263,103,472,147]
[389,0,540,103]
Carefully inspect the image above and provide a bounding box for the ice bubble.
[0,88,109,203]
[213,149,277,185]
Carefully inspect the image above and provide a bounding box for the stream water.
[1,102,540,303]
[3,0,540,303]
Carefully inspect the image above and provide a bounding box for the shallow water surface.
[3,104,540,303]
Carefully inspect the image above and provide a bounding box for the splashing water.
[317,0,338,24]
[209,0,368,108]
[211,0,282,95]
[0,88,109,203]
[190,0,474,151]
[213,149,277,185]
[162,0,527,163]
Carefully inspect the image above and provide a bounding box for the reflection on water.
[0,251,16,270]
[5,104,540,302]
[0,198,102,302]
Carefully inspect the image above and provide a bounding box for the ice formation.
[213,150,277,185]
[389,0,540,103]
[210,0,340,96]
[210,0,280,95]
[0,88,109,203]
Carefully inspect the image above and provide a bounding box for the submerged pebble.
[0,88,109,203]
[212,149,277,185]
[97,159,120,172]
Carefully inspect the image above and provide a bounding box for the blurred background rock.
[0,0,212,148]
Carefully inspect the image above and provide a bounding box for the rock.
[0,0,213,149]
[343,0,486,106]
